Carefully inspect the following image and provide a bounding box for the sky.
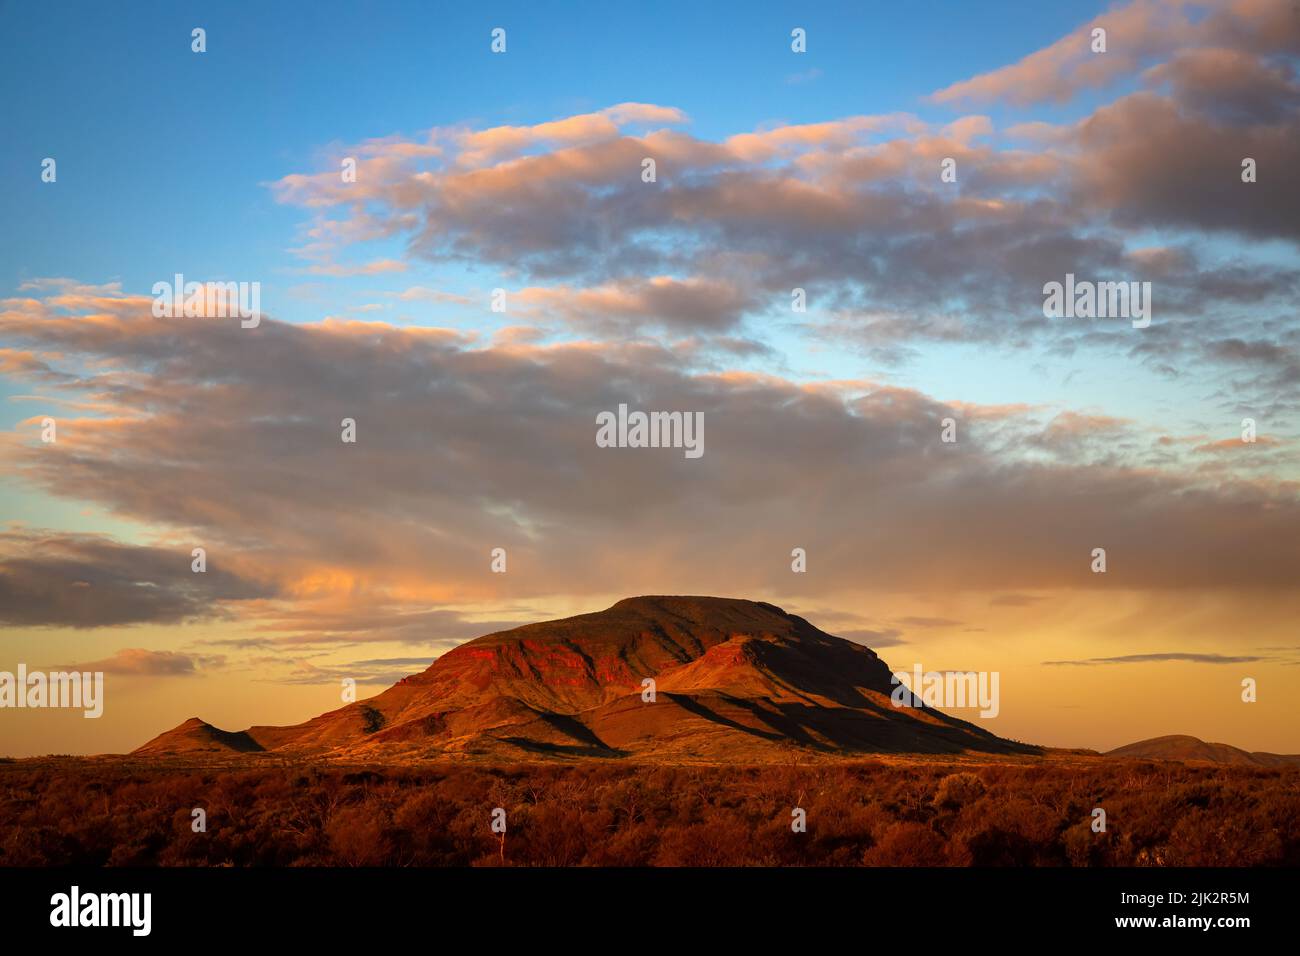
[0,0,1297,757]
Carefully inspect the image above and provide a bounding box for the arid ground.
[3,754,1296,867]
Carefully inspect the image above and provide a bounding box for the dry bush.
[933,771,986,809]
[862,822,949,866]
[0,759,1296,867]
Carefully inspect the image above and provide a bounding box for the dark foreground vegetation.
[2,757,1297,866]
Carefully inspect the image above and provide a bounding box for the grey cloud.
[0,298,1297,616]
[51,648,224,676]
[0,531,274,628]
[1043,652,1271,666]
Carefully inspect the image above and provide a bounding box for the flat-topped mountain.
[135,596,1036,762]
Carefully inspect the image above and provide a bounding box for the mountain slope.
[135,596,1036,761]
[1106,734,1300,767]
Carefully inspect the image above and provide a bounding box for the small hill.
[1106,734,1300,767]
[133,717,265,756]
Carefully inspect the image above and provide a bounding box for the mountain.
[134,596,1036,762]
[1106,734,1300,767]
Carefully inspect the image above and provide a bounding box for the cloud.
[259,654,441,686]
[0,530,274,628]
[349,656,438,668]
[1194,435,1282,453]
[990,594,1046,607]
[1066,89,1300,242]
[0,290,1296,630]
[1043,652,1272,666]
[390,286,472,304]
[302,258,408,277]
[262,59,1298,389]
[245,607,528,648]
[52,648,223,676]
[512,276,759,335]
[933,0,1185,106]
[1143,46,1300,123]
[932,0,1299,108]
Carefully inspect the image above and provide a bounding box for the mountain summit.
[135,596,1034,761]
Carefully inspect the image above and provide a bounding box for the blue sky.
[2,0,1213,426]
[2,0,1298,755]
[1,0,1103,299]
